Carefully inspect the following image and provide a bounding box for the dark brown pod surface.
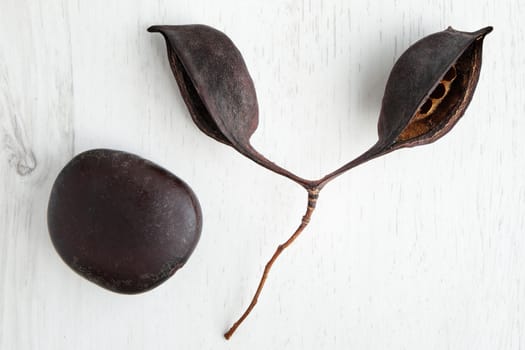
[378,26,493,149]
[148,25,258,149]
[149,24,313,188]
[319,26,493,187]
[47,149,202,294]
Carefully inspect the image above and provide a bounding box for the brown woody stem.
[242,144,318,190]
[224,188,320,340]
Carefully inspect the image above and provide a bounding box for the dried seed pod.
[149,25,311,188]
[377,26,493,149]
[319,26,492,187]
[148,25,255,147]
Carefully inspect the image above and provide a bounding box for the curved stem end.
[223,189,319,340]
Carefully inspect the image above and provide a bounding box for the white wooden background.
[1,0,523,349]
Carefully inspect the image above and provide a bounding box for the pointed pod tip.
[446,25,493,38]
[148,25,171,33]
[476,26,493,38]
[147,25,160,33]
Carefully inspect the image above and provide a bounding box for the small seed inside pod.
[443,65,457,81]
[429,83,446,99]
[397,51,470,142]
[406,65,458,123]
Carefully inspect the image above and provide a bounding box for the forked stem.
[224,188,320,340]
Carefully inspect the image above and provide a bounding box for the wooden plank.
[1,0,524,348]
[0,1,74,349]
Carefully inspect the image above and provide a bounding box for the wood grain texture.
[1,0,523,349]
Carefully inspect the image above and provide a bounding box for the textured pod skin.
[378,26,493,149]
[47,149,202,294]
[148,25,258,148]
[149,24,314,188]
[317,26,492,187]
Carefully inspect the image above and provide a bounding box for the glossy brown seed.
[47,149,202,294]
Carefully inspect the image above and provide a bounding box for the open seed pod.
[319,26,492,186]
[378,26,493,149]
[149,25,310,188]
